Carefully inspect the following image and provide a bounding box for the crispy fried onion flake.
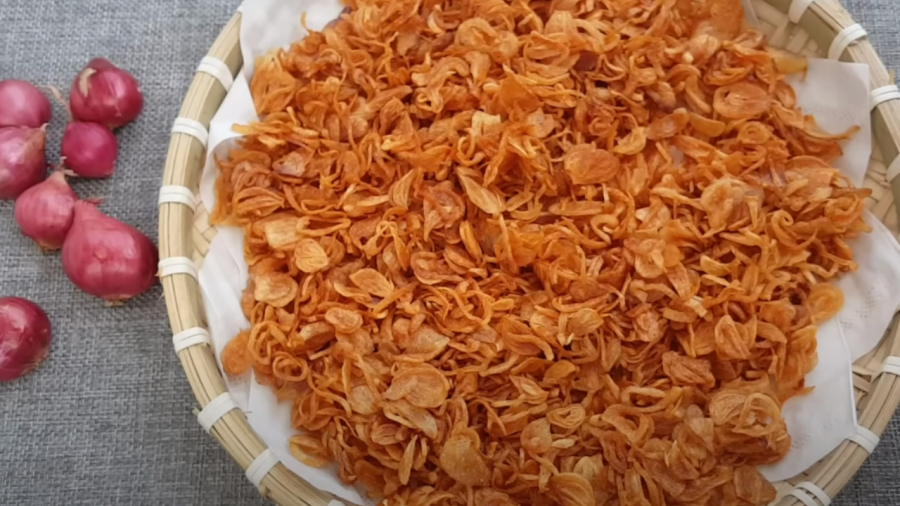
[215,0,870,504]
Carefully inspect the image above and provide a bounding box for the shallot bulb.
[69,58,144,129]
[0,297,52,382]
[0,80,51,128]
[0,126,46,200]
[61,202,159,303]
[14,171,78,250]
[61,122,118,178]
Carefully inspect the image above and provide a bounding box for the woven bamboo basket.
[158,1,900,504]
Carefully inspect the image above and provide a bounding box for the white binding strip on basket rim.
[158,185,198,211]
[878,356,900,378]
[172,326,212,353]
[871,85,900,111]
[197,392,239,433]
[246,448,280,488]
[197,56,235,92]
[789,490,820,506]
[849,425,880,454]
[828,23,867,60]
[171,117,210,149]
[790,481,832,506]
[158,257,198,280]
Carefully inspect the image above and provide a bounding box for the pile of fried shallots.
[215,0,870,504]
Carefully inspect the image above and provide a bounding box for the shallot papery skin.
[0,297,52,382]
[62,202,159,303]
[61,122,118,178]
[0,126,46,200]
[0,80,51,128]
[69,58,144,129]
[14,171,78,250]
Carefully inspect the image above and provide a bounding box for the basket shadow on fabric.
[158,1,900,505]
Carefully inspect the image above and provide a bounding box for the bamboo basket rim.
[159,1,900,505]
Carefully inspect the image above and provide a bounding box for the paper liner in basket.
[197,0,900,500]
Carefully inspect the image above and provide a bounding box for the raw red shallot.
[61,201,159,303]
[0,80,51,128]
[0,125,46,200]
[61,122,118,178]
[0,297,52,382]
[69,58,143,129]
[14,171,78,250]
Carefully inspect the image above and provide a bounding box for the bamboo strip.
[158,13,339,506]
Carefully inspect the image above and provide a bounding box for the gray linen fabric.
[1,0,900,504]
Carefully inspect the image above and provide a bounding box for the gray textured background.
[0,0,899,505]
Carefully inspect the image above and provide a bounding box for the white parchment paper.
[758,61,900,481]
[787,59,872,188]
[198,0,900,493]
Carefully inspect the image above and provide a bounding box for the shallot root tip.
[42,85,73,122]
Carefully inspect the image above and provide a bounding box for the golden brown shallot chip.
[215,0,871,503]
